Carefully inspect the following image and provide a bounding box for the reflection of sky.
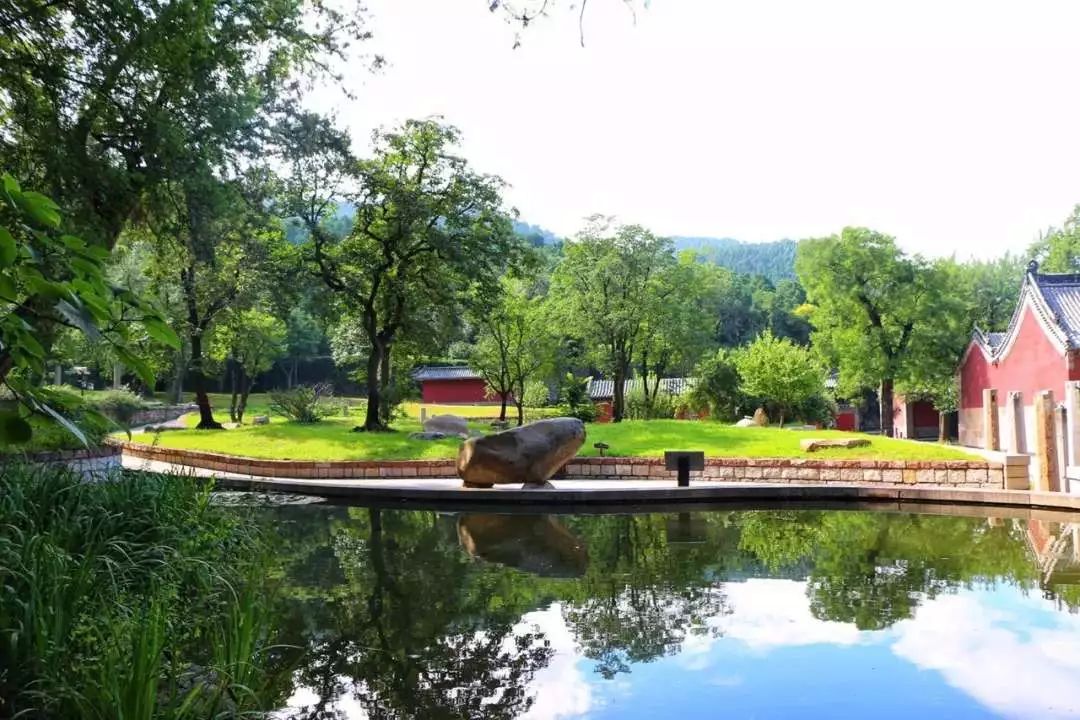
[275,581,1080,719]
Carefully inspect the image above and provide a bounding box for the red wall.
[421,379,504,404]
[960,306,1070,409]
[836,409,856,431]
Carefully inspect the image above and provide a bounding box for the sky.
[311,0,1080,259]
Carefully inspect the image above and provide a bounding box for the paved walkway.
[120,454,1080,515]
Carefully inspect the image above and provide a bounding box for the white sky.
[312,0,1080,258]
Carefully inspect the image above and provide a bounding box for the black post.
[677,456,690,487]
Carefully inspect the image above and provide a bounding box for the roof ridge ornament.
[1028,258,1040,274]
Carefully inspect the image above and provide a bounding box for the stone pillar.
[1058,404,1070,491]
[1005,391,1024,453]
[903,400,916,440]
[420,406,428,423]
[1034,390,1061,492]
[983,388,999,451]
[1066,382,1080,470]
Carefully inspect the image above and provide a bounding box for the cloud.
[892,590,1080,719]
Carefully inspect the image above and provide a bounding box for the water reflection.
[259,506,1080,718]
[457,514,588,577]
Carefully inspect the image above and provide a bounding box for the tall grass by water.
[0,464,283,718]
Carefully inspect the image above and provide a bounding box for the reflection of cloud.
[892,591,1080,719]
[520,604,594,720]
[718,579,864,651]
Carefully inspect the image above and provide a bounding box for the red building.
[958,264,1080,449]
[413,365,506,404]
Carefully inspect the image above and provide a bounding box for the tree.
[796,228,948,437]
[1029,205,1080,273]
[0,0,367,251]
[734,331,824,427]
[688,349,744,421]
[143,173,281,428]
[280,307,324,389]
[551,221,672,422]
[470,278,555,425]
[295,119,524,431]
[0,174,177,444]
[210,309,286,423]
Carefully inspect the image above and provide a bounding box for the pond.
[252,501,1080,719]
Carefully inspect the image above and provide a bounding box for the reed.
[0,463,281,718]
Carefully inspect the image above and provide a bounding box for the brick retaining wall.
[559,457,1004,488]
[115,441,1005,488]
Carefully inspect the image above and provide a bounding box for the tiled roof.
[1033,273,1080,347]
[412,366,483,382]
[588,377,693,400]
[969,267,1080,362]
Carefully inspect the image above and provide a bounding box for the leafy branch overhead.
[0,174,179,445]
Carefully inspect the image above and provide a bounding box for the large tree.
[292,119,524,431]
[0,0,366,250]
[209,308,287,424]
[735,331,824,427]
[551,221,672,422]
[796,228,950,437]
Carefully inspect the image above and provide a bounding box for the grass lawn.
[126,416,977,462]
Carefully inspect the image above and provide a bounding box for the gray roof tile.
[588,377,693,400]
[413,366,483,381]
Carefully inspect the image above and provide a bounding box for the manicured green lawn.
[126,416,976,462]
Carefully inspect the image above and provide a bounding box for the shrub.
[0,385,113,454]
[270,383,333,423]
[522,380,552,408]
[688,349,746,421]
[625,385,677,420]
[557,374,597,422]
[85,388,148,427]
[0,464,277,718]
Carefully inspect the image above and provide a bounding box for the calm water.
[252,502,1080,719]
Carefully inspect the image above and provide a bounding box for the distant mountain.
[672,237,797,283]
[513,221,560,246]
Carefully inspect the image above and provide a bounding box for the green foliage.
[0,386,114,454]
[550,221,673,421]
[270,384,334,424]
[735,331,825,426]
[287,118,526,430]
[796,228,964,435]
[0,175,177,446]
[557,374,598,422]
[0,464,276,718]
[676,237,797,282]
[624,385,677,420]
[85,388,149,427]
[522,380,552,408]
[688,349,745,421]
[1029,205,1080,273]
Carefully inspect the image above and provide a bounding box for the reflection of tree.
[738,510,1037,630]
[272,507,554,719]
[560,515,729,678]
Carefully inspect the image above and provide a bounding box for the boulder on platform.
[424,414,469,438]
[457,417,585,487]
[800,437,871,452]
[252,415,270,425]
[734,417,756,427]
[457,514,588,577]
[752,407,769,426]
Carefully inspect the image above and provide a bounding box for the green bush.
[557,374,597,422]
[625,385,677,420]
[0,464,278,718]
[86,388,149,426]
[270,383,333,423]
[522,380,552,408]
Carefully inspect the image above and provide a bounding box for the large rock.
[752,407,769,426]
[424,414,469,438]
[800,437,871,452]
[457,417,585,487]
[457,514,588,577]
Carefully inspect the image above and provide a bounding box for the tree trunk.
[53,363,62,385]
[640,350,650,406]
[613,361,627,423]
[516,400,524,427]
[112,362,123,389]
[190,332,222,429]
[499,390,508,422]
[938,411,948,443]
[880,378,895,437]
[379,342,392,424]
[228,360,241,424]
[238,376,252,425]
[362,342,384,431]
[171,352,186,405]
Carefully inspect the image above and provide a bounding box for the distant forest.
[513,221,797,282]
